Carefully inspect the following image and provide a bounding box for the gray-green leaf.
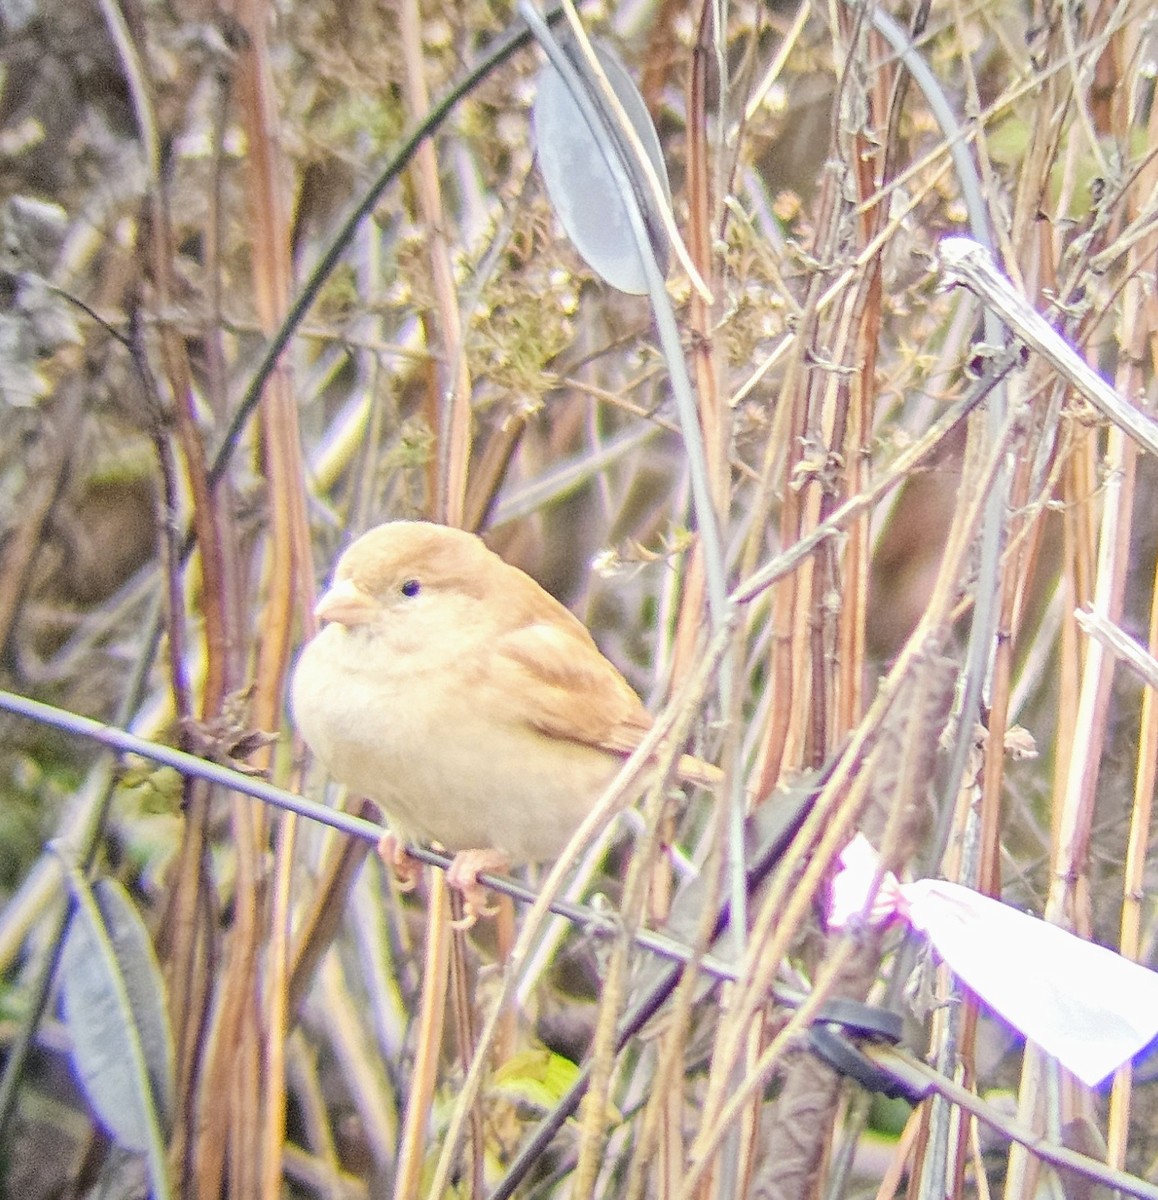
[59,871,173,1195]
[533,41,671,295]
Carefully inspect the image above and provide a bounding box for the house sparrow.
[291,520,718,920]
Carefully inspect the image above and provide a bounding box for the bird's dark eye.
[400,578,421,598]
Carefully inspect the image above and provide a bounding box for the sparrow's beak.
[315,578,376,626]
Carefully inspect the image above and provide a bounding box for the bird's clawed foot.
[447,849,511,928]
[376,833,422,893]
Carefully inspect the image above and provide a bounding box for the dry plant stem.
[748,194,832,795]
[1075,608,1158,693]
[237,1025,263,1196]
[491,896,518,1065]
[739,1,811,129]
[940,238,1158,458]
[736,1018,763,1199]
[447,895,486,1200]
[207,2,312,1193]
[1004,48,1067,286]
[973,381,1039,899]
[198,60,251,715]
[196,857,261,1200]
[776,140,852,778]
[970,1117,994,1200]
[138,321,225,1172]
[285,1033,343,1192]
[319,953,399,1165]
[693,396,1023,1183]
[1108,561,1158,1162]
[623,824,726,1200]
[668,0,726,689]
[202,66,233,428]
[920,403,1022,1198]
[733,347,1021,607]
[573,765,675,1198]
[136,101,232,728]
[834,6,912,742]
[678,6,753,1118]
[838,285,877,738]
[102,0,239,1181]
[685,0,727,503]
[873,1107,922,1200]
[755,935,897,1200]
[462,409,529,533]
[1102,98,1158,1155]
[393,873,452,1200]
[425,646,725,1199]
[1006,434,1138,1195]
[399,0,471,526]
[287,803,379,1013]
[802,262,855,765]
[265,817,297,1192]
[1054,438,1097,874]
[680,939,861,1200]
[736,310,803,586]
[166,786,216,1188]
[730,150,954,408]
[1060,1,1110,182]
[661,1083,684,1199]
[1047,426,1136,901]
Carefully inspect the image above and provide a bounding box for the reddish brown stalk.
[670,0,726,690]
[191,0,315,1193]
[120,44,240,1198]
[398,0,471,527]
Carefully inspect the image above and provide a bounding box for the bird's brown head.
[314,522,493,628]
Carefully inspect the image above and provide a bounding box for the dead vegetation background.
[2,0,1158,1196]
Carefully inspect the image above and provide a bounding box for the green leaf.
[490,1048,622,1124]
[491,1048,580,1112]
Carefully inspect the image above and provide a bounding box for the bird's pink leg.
[376,833,422,893]
[446,848,511,928]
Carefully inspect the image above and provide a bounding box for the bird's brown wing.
[491,620,650,748]
[491,621,722,788]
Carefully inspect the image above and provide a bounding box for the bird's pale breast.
[292,623,622,862]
